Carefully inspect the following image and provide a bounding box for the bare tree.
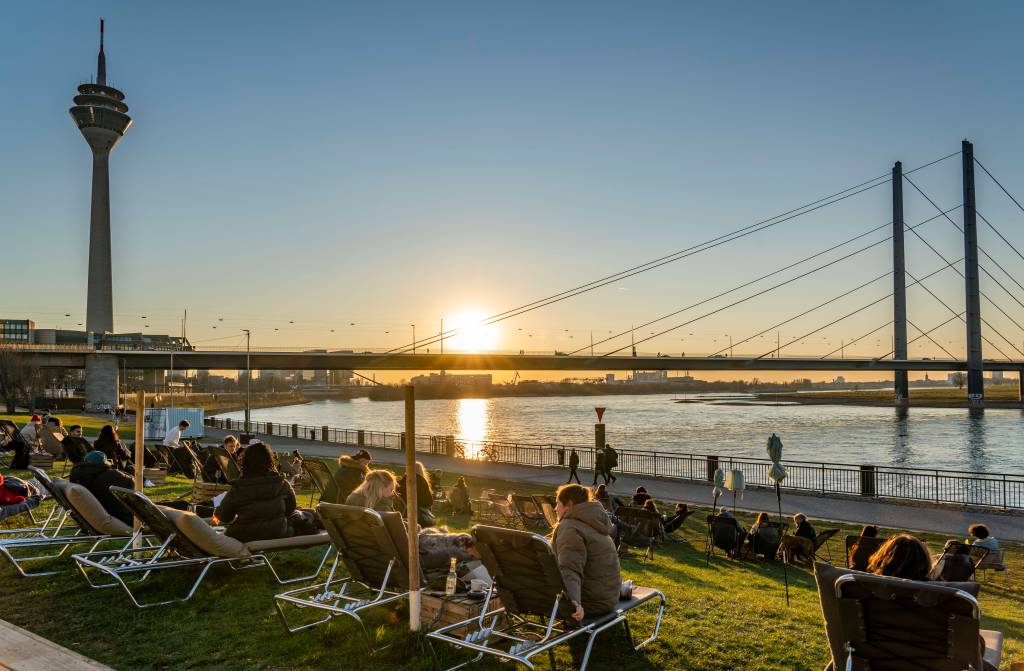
[0,347,42,413]
[950,371,966,390]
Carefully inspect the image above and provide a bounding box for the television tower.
[69,20,132,408]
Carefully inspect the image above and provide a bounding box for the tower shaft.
[86,151,113,334]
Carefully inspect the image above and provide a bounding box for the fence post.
[935,471,940,503]
[322,425,329,442]
[821,463,826,494]
[266,421,273,435]
[859,465,876,497]
[291,423,298,439]
[706,455,719,482]
[446,435,456,458]
[1003,475,1008,510]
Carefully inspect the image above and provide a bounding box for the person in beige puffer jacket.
[552,484,622,621]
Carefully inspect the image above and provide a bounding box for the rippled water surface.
[221,394,1024,474]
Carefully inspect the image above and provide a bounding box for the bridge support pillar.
[84,354,119,411]
[1018,371,1023,403]
[962,140,984,408]
[892,161,910,406]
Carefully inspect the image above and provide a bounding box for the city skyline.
[5,3,1024,382]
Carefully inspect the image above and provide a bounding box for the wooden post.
[133,388,145,533]
[404,384,420,631]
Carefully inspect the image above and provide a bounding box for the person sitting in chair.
[632,486,652,508]
[70,451,135,526]
[94,425,132,471]
[780,512,817,563]
[324,449,371,504]
[214,442,299,543]
[967,524,999,552]
[552,484,622,622]
[662,503,690,534]
[449,476,471,515]
[345,469,397,513]
[866,534,931,581]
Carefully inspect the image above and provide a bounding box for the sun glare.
[447,310,499,352]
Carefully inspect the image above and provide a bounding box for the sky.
[4,2,1024,382]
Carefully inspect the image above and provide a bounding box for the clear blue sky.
[4,1,1024,374]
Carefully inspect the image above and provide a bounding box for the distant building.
[605,373,616,384]
[0,319,34,343]
[628,370,669,384]
[988,370,1004,381]
[411,372,492,388]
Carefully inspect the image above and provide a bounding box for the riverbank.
[124,392,307,415]
[759,385,1023,408]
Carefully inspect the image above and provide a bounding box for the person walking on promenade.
[567,448,581,484]
[604,443,618,484]
[592,446,607,486]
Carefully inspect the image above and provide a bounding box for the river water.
[219,393,1024,474]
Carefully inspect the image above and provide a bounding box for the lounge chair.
[663,509,696,542]
[485,494,527,530]
[0,468,138,577]
[427,524,665,671]
[815,562,1002,671]
[616,506,663,561]
[510,494,548,530]
[72,487,333,608]
[205,445,242,482]
[845,535,887,571]
[976,548,1009,583]
[930,541,989,582]
[811,528,839,563]
[531,494,559,528]
[274,503,421,642]
[706,514,744,560]
[300,459,338,507]
[745,521,788,561]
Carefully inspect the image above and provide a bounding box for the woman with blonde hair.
[345,469,397,512]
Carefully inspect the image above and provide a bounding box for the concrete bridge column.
[84,354,119,410]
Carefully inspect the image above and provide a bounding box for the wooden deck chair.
[274,503,422,643]
[930,541,989,582]
[72,487,332,608]
[821,568,1002,671]
[531,494,558,528]
[616,507,663,561]
[427,525,665,671]
[845,535,887,571]
[206,445,242,482]
[300,459,337,507]
[510,494,548,530]
[0,468,138,577]
[705,514,743,560]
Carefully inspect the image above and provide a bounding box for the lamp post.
[242,329,251,434]
[411,324,416,354]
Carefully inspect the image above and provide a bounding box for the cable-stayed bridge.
[25,140,1024,409]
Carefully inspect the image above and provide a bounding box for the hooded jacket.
[324,456,368,504]
[215,473,297,543]
[69,461,135,526]
[552,501,622,616]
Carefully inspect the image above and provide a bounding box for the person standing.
[567,448,581,484]
[604,443,618,484]
[162,420,194,478]
[591,445,606,486]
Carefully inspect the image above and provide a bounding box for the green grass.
[0,413,132,439]
[1,462,1021,670]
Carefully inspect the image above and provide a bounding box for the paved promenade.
[205,428,1024,543]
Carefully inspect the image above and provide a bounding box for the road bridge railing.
[206,416,1024,511]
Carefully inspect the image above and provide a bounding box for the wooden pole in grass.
[404,384,421,631]
[133,389,145,534]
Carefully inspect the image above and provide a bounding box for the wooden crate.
[143,468,167,486]
[420,592,504,636]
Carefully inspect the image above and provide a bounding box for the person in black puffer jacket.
[215,442,298,543]
[70,451,135,526]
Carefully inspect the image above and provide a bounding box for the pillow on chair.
[64,483,133,536]
[164,507,250,559]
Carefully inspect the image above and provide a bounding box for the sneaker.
[143,479,155,488]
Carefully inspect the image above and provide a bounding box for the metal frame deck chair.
[300,459,337,507]
[510,494,549,530]
[531,494,559,529]
[274,503,422,642]
[0,419,20,468]
[706,514,743,560]
[0,472,68,542]
[206,445,242,482]
[825,571,1002,671]
[427,525,666,671]
[810,528,839,563]
[72,487,332,608]
[845,535,887,571]
[0,467,137,577]
[747,521,789,561]
[975,548,1009,583]
[486,494,527,530]
[930,541,989,582]
[662,509,696,543]
[616,507,663,561]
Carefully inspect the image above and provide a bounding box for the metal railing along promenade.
[205,416,1024,511]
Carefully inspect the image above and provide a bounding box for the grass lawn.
[0,413,132,439]
[0,461,1020,670]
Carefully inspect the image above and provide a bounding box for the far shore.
[757,386,1023,408]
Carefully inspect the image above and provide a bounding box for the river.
[219,393,1024,474]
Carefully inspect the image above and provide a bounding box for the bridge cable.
[973,158,1024,263]
[389,150,962,355]
[819,320,892,359]
[875,312,964,360]
[755,259,966,359]
[905,317,960,360]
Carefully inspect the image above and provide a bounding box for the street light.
[242,329,251,434]
[411,324,416,354]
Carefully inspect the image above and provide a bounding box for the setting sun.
[446,310,500,352]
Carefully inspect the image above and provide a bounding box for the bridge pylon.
[892,161,909,406]
[962,140,984,408]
